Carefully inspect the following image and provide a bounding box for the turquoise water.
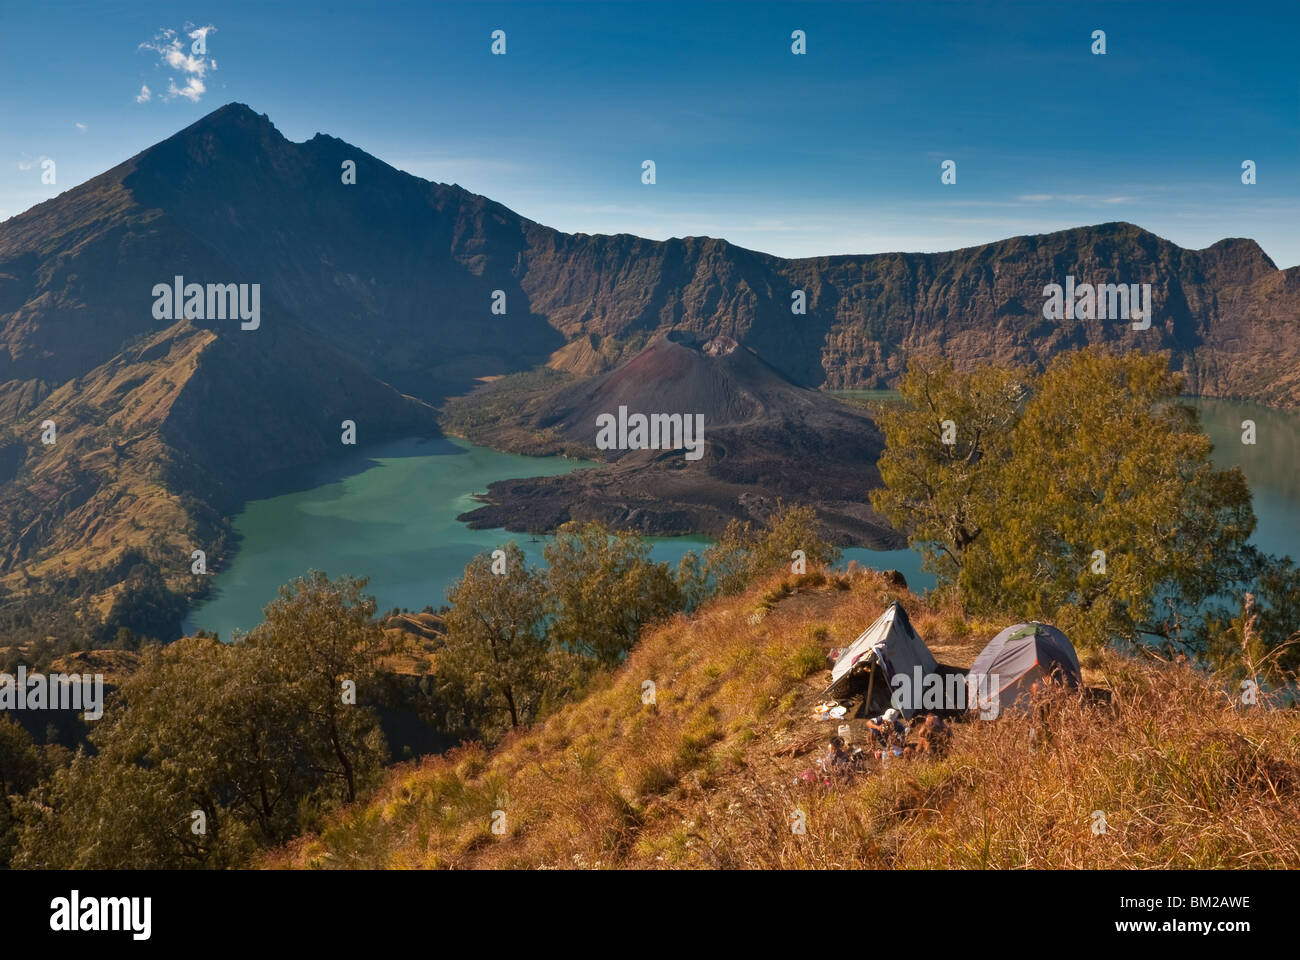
[185,436,712,638]
[840,546,929,589]
[1191,398,1299,563]
[185,397,1298,638]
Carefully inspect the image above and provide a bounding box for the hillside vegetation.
[268,567,1300,870]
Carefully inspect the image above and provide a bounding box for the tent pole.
[864,652,876,718]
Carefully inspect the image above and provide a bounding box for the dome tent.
[823,601,939,719]
[966,621,1081,715]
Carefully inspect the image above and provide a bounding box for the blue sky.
[2,0,1297,265]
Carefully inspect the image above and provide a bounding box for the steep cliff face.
[515,221,1299,406]
[796,228,1298,403]
[0,107,454,615]
[117,105,566,400]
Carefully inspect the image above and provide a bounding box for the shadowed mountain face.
[0,103,565,401]
[5,104,1296,409]
[0,102,1297,634]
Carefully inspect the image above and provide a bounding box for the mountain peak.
[1202,236,1277,271]
[204,101,261,118]
[175,102,280,140]
[123,103,297,201]
[197,101,272,125]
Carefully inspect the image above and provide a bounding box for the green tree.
[1256,558,1300,672]
[245,572,391,804]
[15,639,257,869]
[17,747,248,870]
[993,349,1256,646]
[17,573,393,868]
[692,501,841,599]
[545,522,683,665]
[0,716,44,867]
[870,348,1262,650]
[869,356,1027,592]
[437,543,558,735]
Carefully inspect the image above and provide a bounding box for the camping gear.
[866,708,907,747]
[966,621,1082,714]
[823,602,939,718]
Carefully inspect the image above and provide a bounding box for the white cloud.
[167,76,206,102]
[136,84,151,103]
[138,24,217,102]
[162,47,207,75]
[75,122,87,133]
[1016,193,1139,206]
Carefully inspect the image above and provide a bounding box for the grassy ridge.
[268,568,1300,869]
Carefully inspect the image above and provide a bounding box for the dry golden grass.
[47,648,142,687]
[1,322,214,603]
[265,568,1300,870]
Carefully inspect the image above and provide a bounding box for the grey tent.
[824,602,938,718]
[966,621,1081,714]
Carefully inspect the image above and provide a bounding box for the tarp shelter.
[966,622,1081,714]
[823,602,938,718]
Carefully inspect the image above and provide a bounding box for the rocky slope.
[453,332,901,546]
[0,317,434,633]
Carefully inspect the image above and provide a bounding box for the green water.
[1191,398,1299,563]
[184,436,712,638]
[186,397,1298,639]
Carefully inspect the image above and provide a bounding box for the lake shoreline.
[187,395,1298,639]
